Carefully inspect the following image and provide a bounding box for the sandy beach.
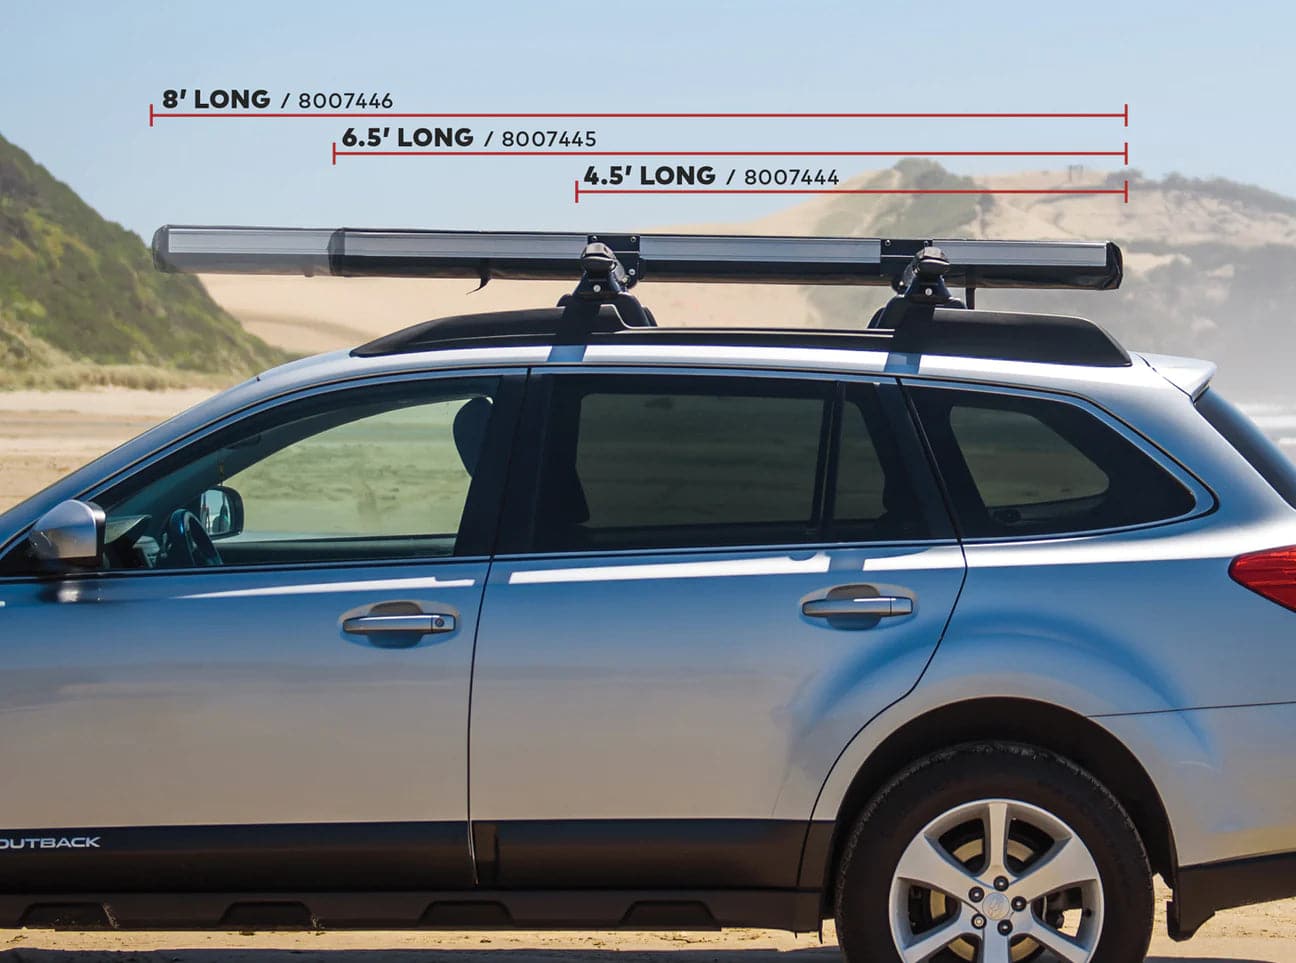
[0,388,213,513]
[0,888,1294,962]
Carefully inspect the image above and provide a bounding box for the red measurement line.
[573,181,1131,203]
[152,105,1129,121]
[332,146,1128,158]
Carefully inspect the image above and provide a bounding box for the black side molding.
[1169,850,1296,940]
[0,889,821,932]
[0,818,834,932]
[0,821,472,893]
[472,819,811,889]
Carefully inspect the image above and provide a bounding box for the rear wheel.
[834,743,1152,963]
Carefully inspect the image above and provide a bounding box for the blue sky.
[1,0,1288,237]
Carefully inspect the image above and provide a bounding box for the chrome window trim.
[899,377,1218,544]
[489,536,962,567]
[532,362,891,383]
[0,552,495,586]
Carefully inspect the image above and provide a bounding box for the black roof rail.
[353,306,1131,368]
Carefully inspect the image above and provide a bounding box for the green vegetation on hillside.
[0,132,288,386]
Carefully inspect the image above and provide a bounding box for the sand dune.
[200,273,822,357]
[196,200,868,355]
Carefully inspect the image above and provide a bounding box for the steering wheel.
[164,509,223,568]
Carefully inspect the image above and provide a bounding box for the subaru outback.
[0,227,1292,963]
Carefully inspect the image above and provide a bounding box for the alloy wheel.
[887,798,1104,963]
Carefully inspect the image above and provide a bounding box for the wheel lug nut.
[1012,896,1027,912]
[971,914,986,930]
[993,875,1010,891]
[968,886,984,903]
[997,920,1013,935]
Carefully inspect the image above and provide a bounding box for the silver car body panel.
[0,562,485,831]
[0,338,1293,891]
[1140,353,1219,399]
[1099,703,1296,866]
[470,542,965,822]
[807,670,1296,868]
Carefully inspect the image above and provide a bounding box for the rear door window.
[525,374,945,553]
[831,384,945,542]
[910,386,1197,538]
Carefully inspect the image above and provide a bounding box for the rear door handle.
[802,596,913,619]
[342,613,457,636]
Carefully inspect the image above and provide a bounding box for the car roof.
[1139,353,1218,400]
[248,332,1185,402]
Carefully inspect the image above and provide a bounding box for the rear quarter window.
[910,386,1198,538]
[1195,389,1296,510]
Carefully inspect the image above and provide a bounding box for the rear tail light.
[1230,546,1296,612]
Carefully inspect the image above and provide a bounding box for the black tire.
[834,742,1153,963]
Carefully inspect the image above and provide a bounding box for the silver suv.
[0,228,1293,963]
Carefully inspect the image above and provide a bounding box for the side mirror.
[28,499,105,567]
[197,486,244,539]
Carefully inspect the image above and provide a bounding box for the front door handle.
[802,596,913,619]
[342,613,457,636]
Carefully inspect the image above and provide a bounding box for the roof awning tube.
[152,226,1123,291]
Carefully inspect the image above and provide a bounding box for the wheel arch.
[805,697,1177,913]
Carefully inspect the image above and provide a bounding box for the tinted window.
[834,398,887,520]
[1196,389,1296,510]
[951,406,1110,510]
[2,377,502,574]
[530,375,938,553]
[831,385,943,542]
[912,386,1196,538]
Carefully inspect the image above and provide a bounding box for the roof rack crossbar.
[152,226,1123,291]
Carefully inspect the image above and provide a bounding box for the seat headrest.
[453,397,493,477]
